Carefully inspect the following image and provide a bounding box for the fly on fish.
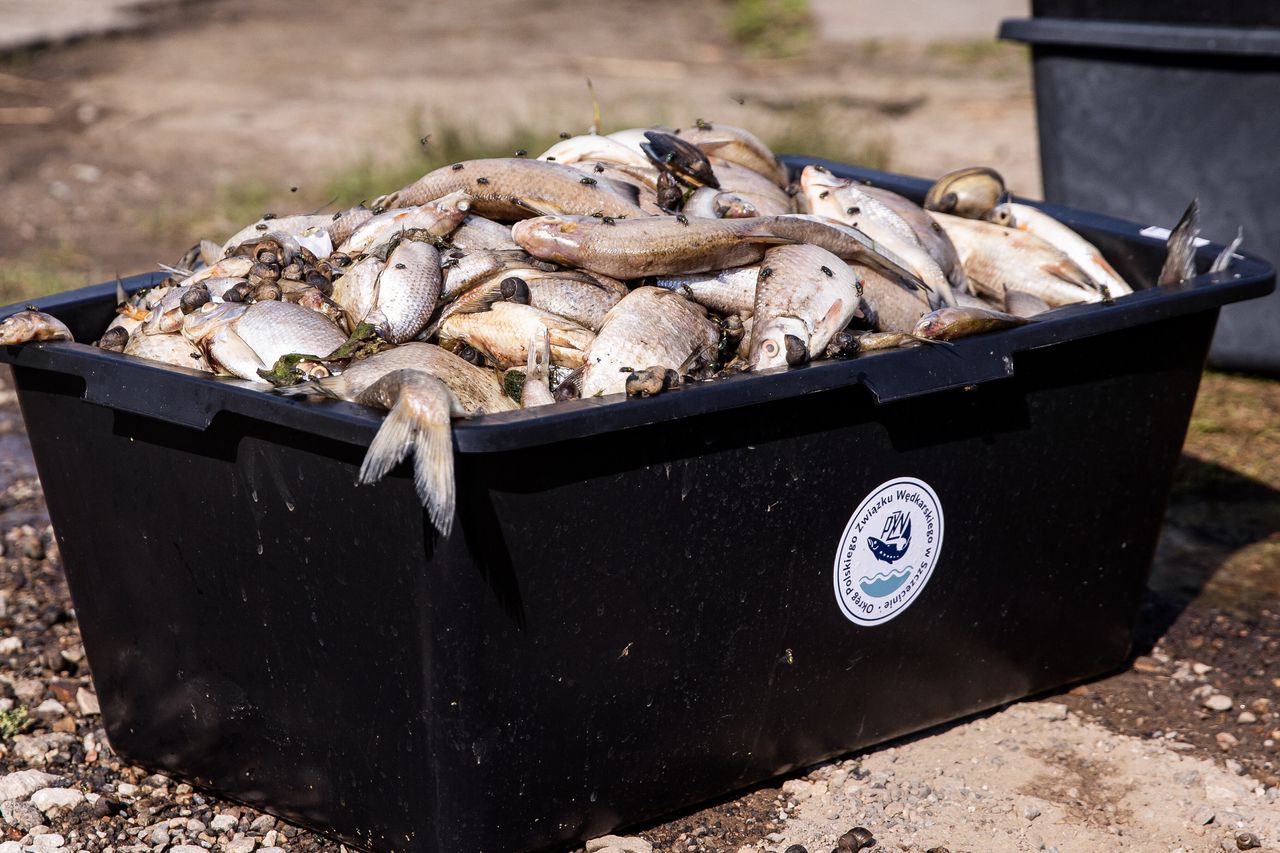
[0,115,1229,537]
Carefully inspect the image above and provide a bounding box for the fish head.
[427,190,473,224]
[0,309,72,346]
[511,216,594,267]
[181,301,247,344]
[985,202,1016,228]
[750,314,811,371]
[798,165,852,220]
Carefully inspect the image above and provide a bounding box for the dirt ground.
[0,2,1278,852]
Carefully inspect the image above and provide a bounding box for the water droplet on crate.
[256,543,263,555]
[285,501,295,512]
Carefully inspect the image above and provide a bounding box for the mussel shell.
[923,167,1005,218]
[641,131,720,189]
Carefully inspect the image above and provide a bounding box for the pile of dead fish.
[0,122,1207,535]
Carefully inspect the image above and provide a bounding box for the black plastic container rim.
[0,158,1273,455]
[1000,17,1280,56]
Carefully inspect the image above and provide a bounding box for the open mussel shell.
[923,166,1005,218]
[640,131,720,190]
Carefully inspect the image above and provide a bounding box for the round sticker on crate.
[833,477,944,626]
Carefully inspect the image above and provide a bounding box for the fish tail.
[1210,226,1243,274]
[356,372,456,537]
[1158,198,1200,286]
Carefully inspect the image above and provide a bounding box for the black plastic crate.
[1001,12,1280,372]
[0,160,1272,853]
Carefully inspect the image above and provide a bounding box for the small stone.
[116,783,138,798]
[74,689,99,717]
[585,836,652,853]
[247,815,275,835]
[1,798,43,831]
[148,827,169,847]
[30,833,64,853]
[782,779,815,801]
[1237,711,1257,724]
[186,820,206,834]
[33,699,67,721]
[256,848,284,853]
[1225,759,1244,775]
[1175,769,1201,787]
[1216,732,1240,751]
[1192,663,1213,675]
[30,788,84,814]
[0,638,20,655]
[1191,805,1216,825]
[1036,703,1069,721]
[51,716,76,734]
[1249,697,1272,715]
[171,846,206,853]
[221,839,254,853]
[1204,695,1235,712]
[0,771,61,802]
[1022,803,1041,821]
[261,831,277,847]
[1235,831,1261,850]
[0,841,21,853]
[209,816,237,834]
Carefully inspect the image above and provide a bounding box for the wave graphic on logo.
[859,567,911,598]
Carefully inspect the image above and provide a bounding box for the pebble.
[148,826,169,846]
[1216,732,1240,751]
[1175,769,1201,787]
[115,783,138,797]
[247,815,275,834]
[30,833,64,853]
[74,688,99,717]
[221,839,255,853]
[0,798,43,831]
[0,841,20,853]
[1204,695,1235,712]
[0,637,20,655]
[30,788,84,814]
[585,837,652,853]
[257,848,285,853]
[172,847,206,853]
[1191,805,1216,825]
[1192,663,1213,675]
[1035,703,1069,721]
[209,815,237,834]
[1236,711,1257,724]
[1022,804,1041,821]
[0,771,61,803]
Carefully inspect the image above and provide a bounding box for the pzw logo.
[833,478,944,626]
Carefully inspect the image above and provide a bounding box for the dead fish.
[801,166,954,305]
[438,301,595,369]
[830,330,931,356]
[512,268,625,331]
[429,274,530,336]
[449,215,521,251]
[124,330,210,370]
[366,237,442,343]
[854,263,931,333]
[0,309,73,346]
[675,121,788,186]
[142,283,213,335]
[855,184,969,292]
[1158,199,1200,286]
[913,305,1028,341]
[440,249,533,300]
[931,212,1102,307]
[331,255,384,332]
[278,343,517,535]
[751,245,862,370]
[988,201,1131,295]
[538,134,655,175]
[709,157,793,215]
[683,187,760,219]
[372,158,647,221]
[514,214,922,284]
[336,191,471,256]
[220,206,373,259]
[175,256,253,289]
[580,286,719,398]
[654,265,759,317]
[625,366,680,397]
[182,300,346,382]
[924,167,1005,218]
[522,330,556,408]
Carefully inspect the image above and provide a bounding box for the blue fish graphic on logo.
[859,511,912,598]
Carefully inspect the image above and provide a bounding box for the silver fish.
[655,266,759,317]
[988,201,1130,295]
[0,309,73,346]
[182,300,347,382]
[751,245,862,370]
[337,191,471,256]
[438,302,595,369]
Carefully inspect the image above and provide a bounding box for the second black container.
[1001,10,1280,372]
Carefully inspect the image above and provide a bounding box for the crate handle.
[78,354,221,431]
[853,342,1017,404]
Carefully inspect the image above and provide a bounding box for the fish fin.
[115,275,128,307]
[1210,226,1243,274]
[199,240,223,267]
[596,175,642,204]
[1042,258,1096,290]
[553,364,585,400]
[157,263,193,278]
[356,373,456,537]
[1158,198,1200,286]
